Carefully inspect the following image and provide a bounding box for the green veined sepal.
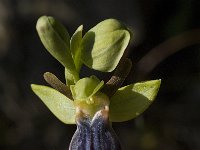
[109,80,161,122]
[31,84,76,124]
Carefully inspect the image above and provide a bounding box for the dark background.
[0,0,200,149]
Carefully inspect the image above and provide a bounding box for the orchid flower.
[31,16,161,150]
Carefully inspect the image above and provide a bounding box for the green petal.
[109,80,161,122]
[36,16,77,76]
[31,84,76,124]
[81,19,131,72]
[70,25,83,72]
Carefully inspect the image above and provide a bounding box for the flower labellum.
[70,106,122,150]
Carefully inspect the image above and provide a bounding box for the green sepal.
[31,84,76,124]
[65,68,79,86]
[70,25,83,72]
[70,76,104,101]
[109,80,161,122]
[36,16,78,78]
[81,19,131,72]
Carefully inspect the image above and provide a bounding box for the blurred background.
[0,0,200,149]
